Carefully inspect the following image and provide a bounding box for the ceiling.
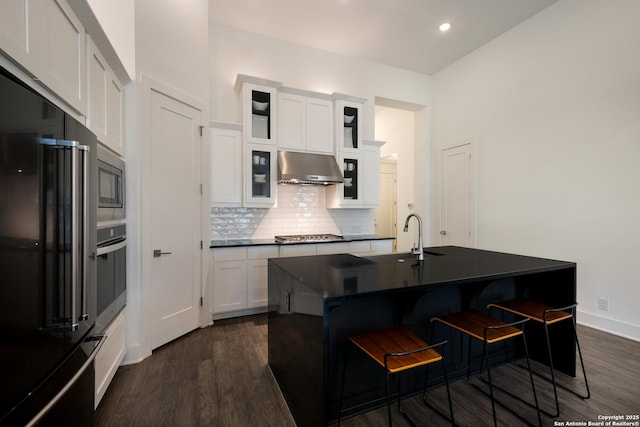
[209,0,557,75]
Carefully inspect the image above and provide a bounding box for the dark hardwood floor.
[96,315,640,426]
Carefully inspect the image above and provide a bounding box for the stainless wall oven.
[95,223,126,333]
[97,144,125,222]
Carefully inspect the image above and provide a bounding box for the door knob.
[440,230,447,236]
[153,249,172,257]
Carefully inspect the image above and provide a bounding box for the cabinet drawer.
[280,244,317,258]
[213,247,247,262]
[316,242,350,255]
[247,245,279,260]
[371,240,393,254]
[348,241,371,254]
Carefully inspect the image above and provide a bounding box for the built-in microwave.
[97,144,125,222]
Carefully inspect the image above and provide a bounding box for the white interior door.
[149,88,202,349]
[375,160,397,251]
[439,143,474,247]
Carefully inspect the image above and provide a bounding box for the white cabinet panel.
[247,259,269,308]
[306,97,333,153]
[370,240,393,254]
[211,124,243,207]
[280,244,317,258]
[278,90,333,154]
[88,39,108,141]
[278,92,305,151]
[0,0,40,72]
[316,242,349,255]
[94,310,126,408]
[362,140,384,207]
[213,260,247,313]
[106,71,124,154]
[40,0,86,114]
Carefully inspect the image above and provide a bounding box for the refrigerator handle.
[70,143,91,329]
[80,144,90,321]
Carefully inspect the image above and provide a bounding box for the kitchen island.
[267,246,577,427]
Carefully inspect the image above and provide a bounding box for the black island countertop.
[268,245,575,298]
[267,246,577,427]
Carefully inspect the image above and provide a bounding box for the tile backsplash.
[211,185,375,240]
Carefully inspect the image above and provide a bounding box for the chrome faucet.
[403,213,424,262]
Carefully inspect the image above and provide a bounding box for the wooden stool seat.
[488,298,572,324]
[338,326,454,426]
[348,327,443,373]
[433,309,524,343]
[487,299,590,417]
[431,310,542,427]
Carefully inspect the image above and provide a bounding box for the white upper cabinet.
[237,75,282,145]
[211,123,243,207]
[361,140,385,207]
[0,0,40,73]
[39,0,86,114]
[87,38,108,141]
[278,88,333,154]
[87,37,124,154]
[334,94,366,154]
[0,0,87,114]
[105,70,123,154]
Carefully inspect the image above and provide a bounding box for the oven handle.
[97,239,127,256]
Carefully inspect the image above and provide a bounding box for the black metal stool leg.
[337,345,349,427]
[522,328,543,426]
[573,321,591,399]
[385,371,393,427]
[544,321,561,417]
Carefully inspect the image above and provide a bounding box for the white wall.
[431,0,640,340]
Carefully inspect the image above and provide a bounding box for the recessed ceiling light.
[439,22,452,32]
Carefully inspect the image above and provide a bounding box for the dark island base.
[268,247,577,427]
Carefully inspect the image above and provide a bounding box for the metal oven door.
[95,225,126,333]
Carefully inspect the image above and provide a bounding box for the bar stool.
[487,299,590,417]
[431,309,542,427]
[337,326,454,427]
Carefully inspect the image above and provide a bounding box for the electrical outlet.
[598,298,609,311]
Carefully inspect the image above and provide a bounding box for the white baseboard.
[577,309,640,342]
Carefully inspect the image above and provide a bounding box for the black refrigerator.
[0,66,100,426]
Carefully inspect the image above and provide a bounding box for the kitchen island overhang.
[267,246,577,427]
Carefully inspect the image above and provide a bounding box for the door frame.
[435,139,476,247]
[139,74,209,358]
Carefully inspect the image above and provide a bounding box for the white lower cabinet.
[212,247,247,314]
[247,246,278,307]
[94,310,126,408]
[212,246,278,318]
[211,240,393,319]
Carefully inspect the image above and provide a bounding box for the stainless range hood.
[277,151,344,185]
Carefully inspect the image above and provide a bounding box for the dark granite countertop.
[210,234,394,248]
[268,246,575,298]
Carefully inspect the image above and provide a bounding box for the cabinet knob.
[440,230,447,236]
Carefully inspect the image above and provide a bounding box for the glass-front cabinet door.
[244,144,277,207]
[243,82,278,145]
[327,153,362,208]
[334,95,365,154]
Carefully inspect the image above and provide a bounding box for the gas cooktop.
[274,234,344,244]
